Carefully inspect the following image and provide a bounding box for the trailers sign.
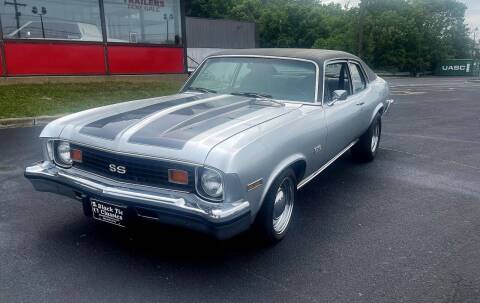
[126,0,165,11]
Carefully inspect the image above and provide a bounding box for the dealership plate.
[91,199,127,228]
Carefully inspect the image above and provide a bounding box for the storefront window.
[103,0,182,45]
[0,0,102,41]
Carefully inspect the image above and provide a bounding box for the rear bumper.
[25,161,251,239]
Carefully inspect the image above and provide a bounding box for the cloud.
[461,1,480,33]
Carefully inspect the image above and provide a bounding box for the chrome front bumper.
[25,161,251,239]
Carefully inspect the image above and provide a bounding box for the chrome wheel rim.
[272,178,295,235]
[371,122,380,152]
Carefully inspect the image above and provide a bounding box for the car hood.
[42,93,301,164]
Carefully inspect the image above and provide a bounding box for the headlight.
[54,141,72,167]
[198,167,224,200]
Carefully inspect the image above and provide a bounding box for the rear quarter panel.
[366,76,390,124]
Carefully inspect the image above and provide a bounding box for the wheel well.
[377,106,385,116]
[290,160,306,183]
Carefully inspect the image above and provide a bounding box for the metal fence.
[186,17,257,49]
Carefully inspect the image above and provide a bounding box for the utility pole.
[4,0,27,38]
[32,6,47,39]
[164,13,173,42]
[357,0,368,58]
[474,27,478,59]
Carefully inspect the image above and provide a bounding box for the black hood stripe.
[80,94,210,140]
[129,97,264,149]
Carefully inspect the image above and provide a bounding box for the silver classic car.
[25,49,392,242]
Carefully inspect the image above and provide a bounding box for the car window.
[17,22,43,38]
[45,22,82,39]
[324,62,351,102]
[186,57,317,102]
[349,63,367,94]
[16,21,82,40]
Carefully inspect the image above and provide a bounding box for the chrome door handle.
[356,102,365,106]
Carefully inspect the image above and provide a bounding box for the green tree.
[186,0,473,74]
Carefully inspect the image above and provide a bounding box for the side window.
[349,63,367,94]
[324,62,351,102]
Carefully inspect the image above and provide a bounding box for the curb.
[0,114,66,129]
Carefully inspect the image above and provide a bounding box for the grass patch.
[0,80,183,119]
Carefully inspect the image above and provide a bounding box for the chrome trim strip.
[385,99,394,113]
[247,178,263,191]
[57,170,185,205]
[48,139,202,167]
[297,140,358,189]
[182,55,321,105]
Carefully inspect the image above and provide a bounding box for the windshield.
[184,57,317,102]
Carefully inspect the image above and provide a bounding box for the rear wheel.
[351,113,382,162]
[254,168,297,243]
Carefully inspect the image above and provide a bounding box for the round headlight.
[56,141,72,167]
[200,168,223,199]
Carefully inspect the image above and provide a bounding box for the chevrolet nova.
[25,49,393,242]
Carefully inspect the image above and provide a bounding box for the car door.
[322,60,364,160]
[348,61,373,134]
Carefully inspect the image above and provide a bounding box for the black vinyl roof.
[211,48,377,83]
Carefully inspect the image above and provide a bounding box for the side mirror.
[332,90,348,101]
[328,90,348,106]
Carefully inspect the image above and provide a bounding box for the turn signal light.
[168,169,189,185]
[70,149,83,163]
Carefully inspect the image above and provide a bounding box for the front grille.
[71,144,196,192]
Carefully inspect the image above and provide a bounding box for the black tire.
[254,168,297,243]
[351,113,382,162]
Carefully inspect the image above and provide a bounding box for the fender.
[259,153,307,205]
[369,102,385,124]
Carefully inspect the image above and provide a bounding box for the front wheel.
[254,168,297,243]
[351,113,382,162]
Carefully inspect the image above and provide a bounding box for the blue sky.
[324,0,480,36]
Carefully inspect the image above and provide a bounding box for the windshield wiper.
[230,91,273,99]
[230,92,284,107]
[187,86,217,94]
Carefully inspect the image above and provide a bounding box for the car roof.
[210,48,377,82]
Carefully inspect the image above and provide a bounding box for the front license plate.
[91,199,127,228]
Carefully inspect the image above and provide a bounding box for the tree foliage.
[186,0,473,73]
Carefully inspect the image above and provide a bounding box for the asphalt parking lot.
[1,77,479,303]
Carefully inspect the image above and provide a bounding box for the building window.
[1,0,102,41]
[103,0,182,45]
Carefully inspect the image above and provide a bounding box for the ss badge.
[109,164,126,174]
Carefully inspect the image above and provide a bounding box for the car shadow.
[43,152,370,268]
